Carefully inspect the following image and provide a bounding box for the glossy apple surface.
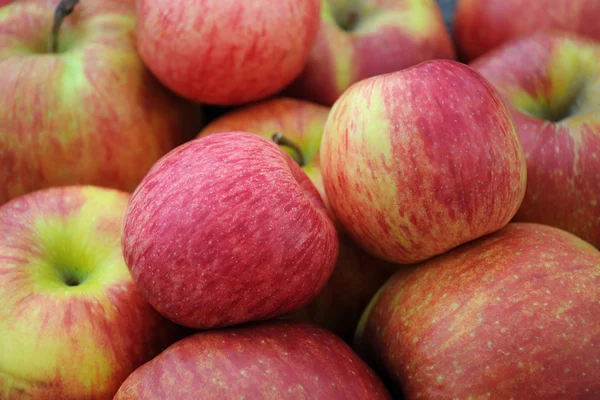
[356,223,600,399]
[321,59,527,264]
[0,186,183,399]
[471,32,600,248]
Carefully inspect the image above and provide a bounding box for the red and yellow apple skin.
[355,223,600,399]
[135,0,320,106]
[455,0,600,61]
[285,0,455,106]
[0,0,202,206]
[198,97,330,202]
[115,321,391,400]
[471,32,600,248]
[320,59,527,265]
[123,132,339,330]
[198,98,395,342]
[0,186,184,400]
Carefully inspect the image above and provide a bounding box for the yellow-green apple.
[320,59,527,265]
[0,0,202,206]
[135,0,321,106]
[122,132,339,330]
[0,186,185,399]
[284,0,456,106]
[114,320,391,399]
[455,0,600,61]
[197,98,395,342]
[355,223,600,399]
[471,32,600,248]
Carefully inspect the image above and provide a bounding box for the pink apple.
[122,132,339,330]
[471,31,600,248]
[320,59,527,264]
[455,0,600,61]
[285,0,456,106]
[0,0,202,206]
[0,186,184,399]
[115,321,391,399]
[355,223,600,398]
[135,0,321,106]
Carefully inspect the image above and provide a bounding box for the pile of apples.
[1,0,599,398]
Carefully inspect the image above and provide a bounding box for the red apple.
[122,132,339,330]
[355,223,600,399]
[115,320,391,399]
[135,0,321,106]
[0,0,202,206]
[454,0,600,61]
[471,31,600,248]
[197,98,395,342]
[198,97,331,202]
[320,59,527,265]
[0,186,184,399]
[285,0,456,106]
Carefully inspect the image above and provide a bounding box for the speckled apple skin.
[114,321,391,400]
[122,132,339,330]
[320,59,527,264]
[355,223,600,399]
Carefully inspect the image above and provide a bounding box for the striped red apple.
[135,0,321,106]
[355,223,600,398]
[0,0,201,206]
[320,59,527,264]
[122,132,339,330]
[115,321,391,399]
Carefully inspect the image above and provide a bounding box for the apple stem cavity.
[49,0,80,53]
[272,132,306,167]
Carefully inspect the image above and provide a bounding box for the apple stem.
[49,0,80,53]
[272,133,306,167]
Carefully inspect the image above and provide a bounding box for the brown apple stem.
[49,0,80,53]
[272,133,306,167]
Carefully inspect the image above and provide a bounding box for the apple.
[0,0,202,206]
[198,97,331,202]
[134,0,321,106]
[115,320,391,399]
[284,0,456,106]
[320,59,527,265]
[454,0,600,61]
[122,131,339,330]
[0,186,185,399]
[355,223,600,399]
[471,31,600,248]
[197,98,396,342]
